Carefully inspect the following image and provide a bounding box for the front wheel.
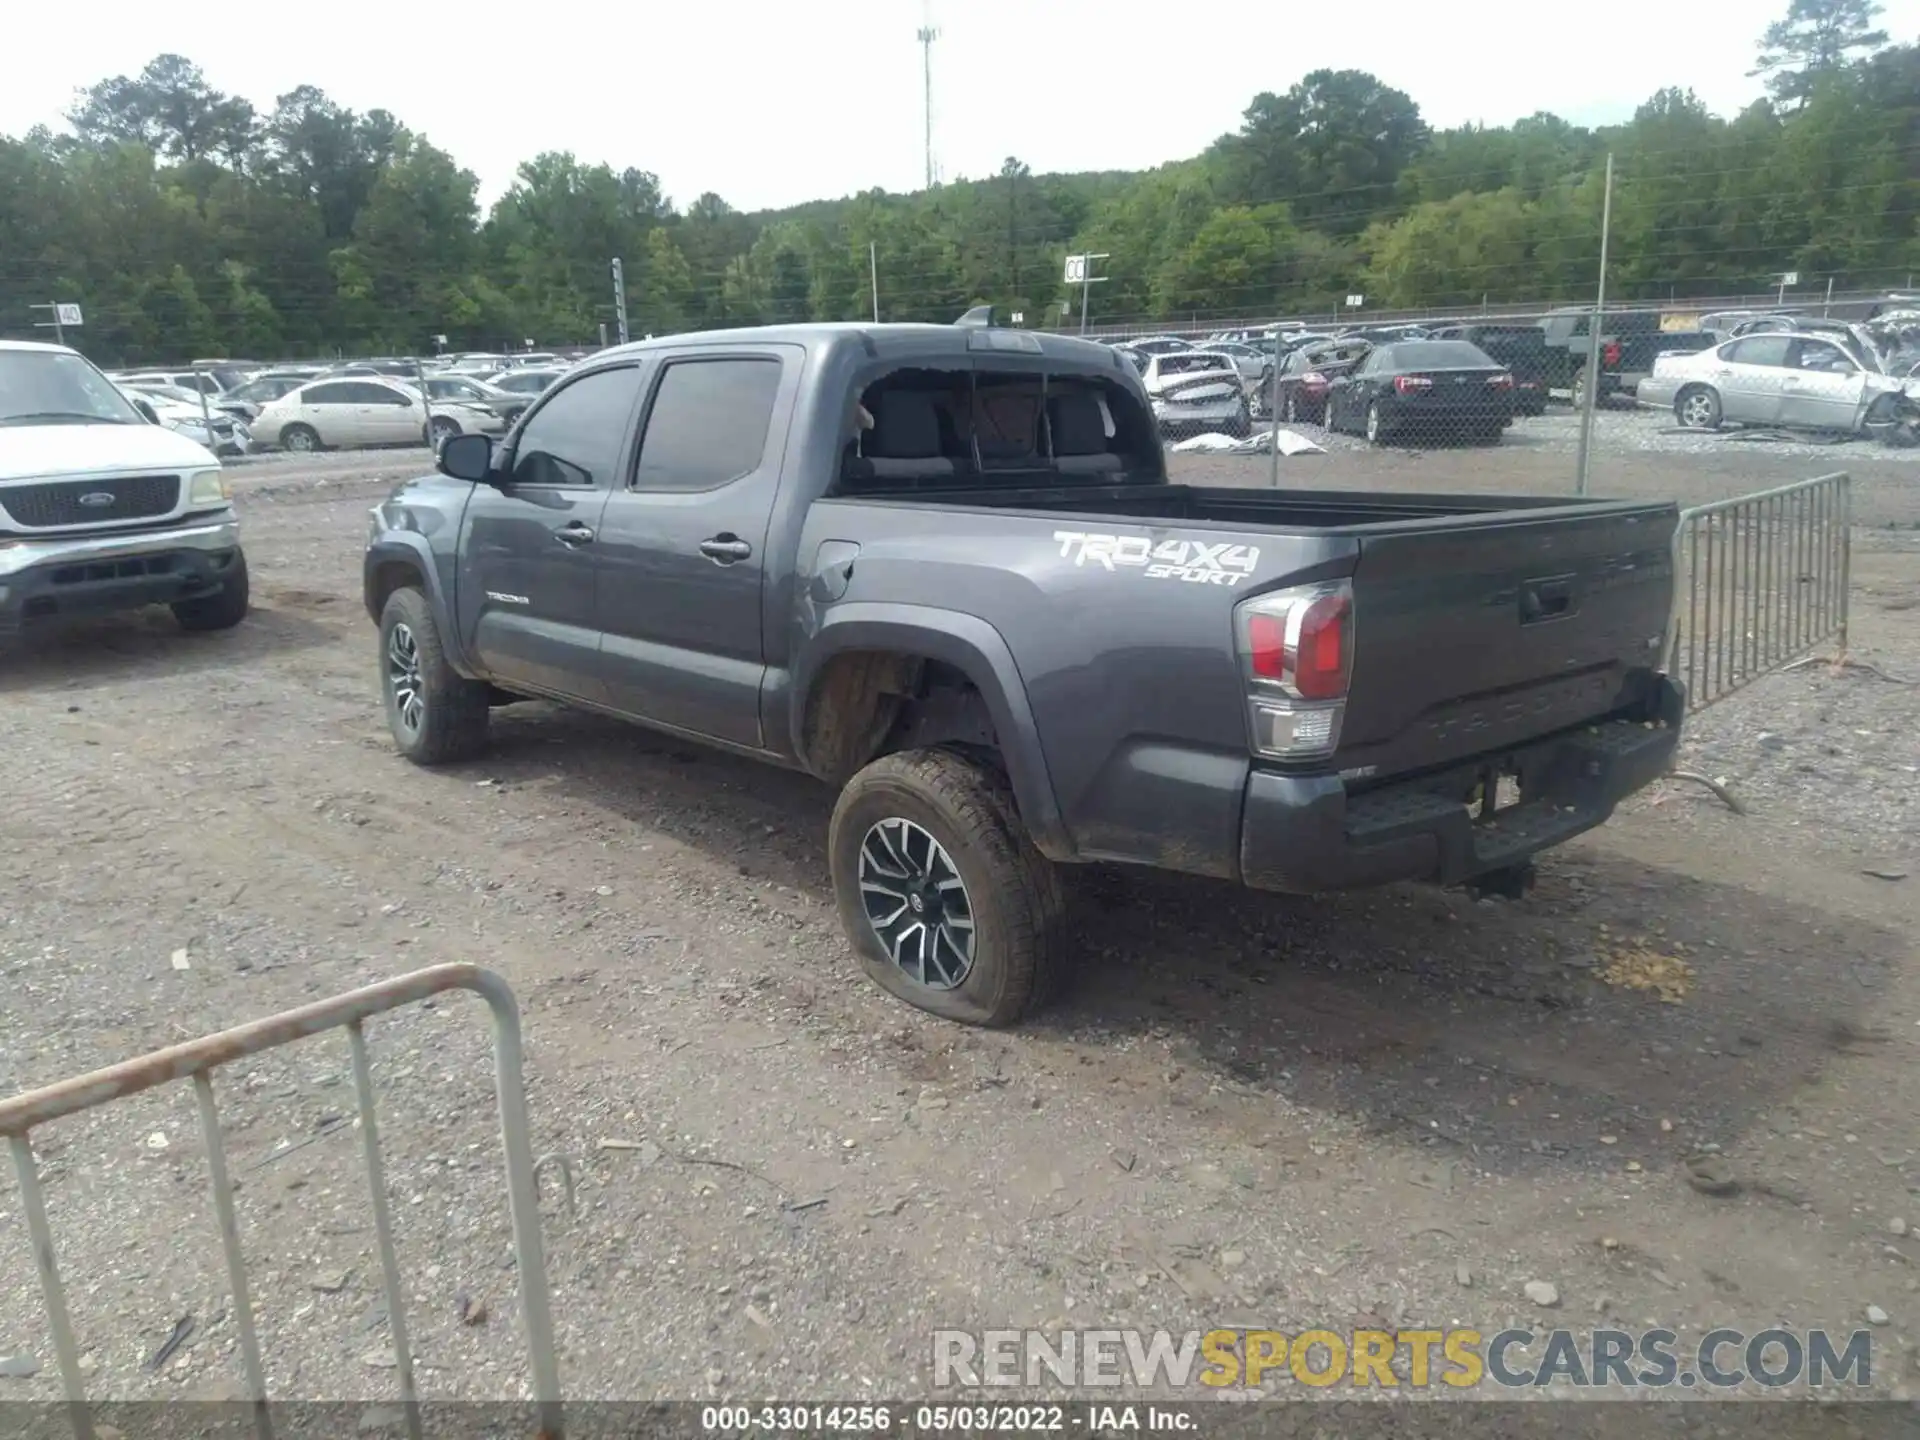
[829,749,1065,1027]
[172,552,250,631]
[280,423,321,453]
[428,416,460,449]
[378,587,491,765]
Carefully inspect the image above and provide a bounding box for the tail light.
[1394,375,1433,395]
[1234,581,1353,761]
[1488,372,1514,390]
[1603,341,1622,367]
[1301,371,1327,387]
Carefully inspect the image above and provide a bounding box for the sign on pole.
[1064,255,1089,285]
[55,304,83,327]
[1010,311,1024,325]
[1345,294,1365,309]
[1781,272,1800,288]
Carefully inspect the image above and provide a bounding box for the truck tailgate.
[1339,502,1677,777]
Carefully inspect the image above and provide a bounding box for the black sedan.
[1273,340,1372,426]
[1325,339,1516,446]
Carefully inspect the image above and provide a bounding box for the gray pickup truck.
[363,322,1684,1026]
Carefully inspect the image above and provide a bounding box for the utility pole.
[869,242,881,323]
[917,16,940,189]
[610,258,630,346]
[1574,152,1614,499]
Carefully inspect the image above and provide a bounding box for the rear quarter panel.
[790,498,1358,875]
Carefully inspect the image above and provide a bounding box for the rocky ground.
[0,418,1915,1416]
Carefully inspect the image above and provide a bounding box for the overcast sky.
[6,0,1917,213]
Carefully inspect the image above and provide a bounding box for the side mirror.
[438,432,496,483]
[134,398,159,424]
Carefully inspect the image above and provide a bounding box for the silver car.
[1639,330,1918,434]
[1143,351,1252,438]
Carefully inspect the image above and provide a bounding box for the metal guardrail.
[1664,472,1851,715]
[0,964,564,1440]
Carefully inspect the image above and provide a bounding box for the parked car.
[1424,324,1550,416]
[1142,351,1252,438]
[2,340,249,637]
[481,369,567,398]
[1326,339,1515,445]
[422,374,530,425]
[1203,340,1276,387]
[1637,330,1920,436]
[118,384,252,457]
[253,378,499,452]
[1272,340,1372,426]
[363,322,1684,1025]
[222,374,310,416]
[124,379,257,427]
[118,367,231,397]
[1538,307,1715,407]
[1126,336,1195,357]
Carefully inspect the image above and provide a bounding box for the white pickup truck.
[0,340,249,640]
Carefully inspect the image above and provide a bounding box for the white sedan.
[252,377,503,452]
[1638,331,1919,434]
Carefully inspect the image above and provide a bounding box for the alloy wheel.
[856,817,975,989]
[387,622,425,736]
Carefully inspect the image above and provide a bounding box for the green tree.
[1752,0,1889,107]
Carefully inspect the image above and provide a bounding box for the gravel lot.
[1,420,1917,1412]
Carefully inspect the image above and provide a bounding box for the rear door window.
[633,358,783,492]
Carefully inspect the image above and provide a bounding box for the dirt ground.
[1,414,1917,1411]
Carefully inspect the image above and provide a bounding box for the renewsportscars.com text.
[932,1326,1874,1391]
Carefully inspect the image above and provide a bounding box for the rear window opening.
[835,366,1159,494]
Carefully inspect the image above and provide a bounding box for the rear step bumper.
[1240,675,1684,893]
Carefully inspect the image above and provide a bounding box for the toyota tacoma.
[364,322,1683,1026]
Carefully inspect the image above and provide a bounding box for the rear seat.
[846,390,959,482]
[1047,391,1123,475]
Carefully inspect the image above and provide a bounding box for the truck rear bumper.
[0,518,242,634]
[1239,676,1684,894]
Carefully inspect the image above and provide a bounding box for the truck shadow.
[477,703,1899,1185]
[0,596,341,694]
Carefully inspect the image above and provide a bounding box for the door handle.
[699,535,753,563]
[554,522,595,546]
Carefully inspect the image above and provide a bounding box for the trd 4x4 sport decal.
[1051,531,1259,587]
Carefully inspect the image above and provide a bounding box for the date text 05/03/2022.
[699,1402,1195,1433]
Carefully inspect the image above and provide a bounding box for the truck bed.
[808,477,1678,880]
[840,477,1656,533]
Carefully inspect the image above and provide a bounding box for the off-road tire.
[378,586,490,765]
[172,552,251,632]
[829,748,1065,1027]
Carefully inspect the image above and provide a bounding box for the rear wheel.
[1675,386,1722,430]
[1365,402,1388,445]
[1282,391,1299,425]
[829,748,1065,1027]
[1226,402,1251,439]
[428,416,461,449]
